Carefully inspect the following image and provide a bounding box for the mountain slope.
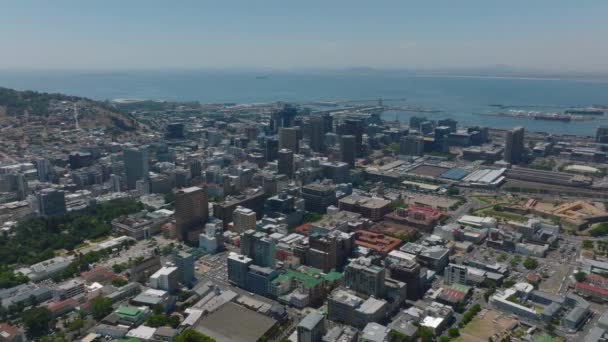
[0,87,140,132]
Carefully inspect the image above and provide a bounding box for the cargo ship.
[564,107,604,115]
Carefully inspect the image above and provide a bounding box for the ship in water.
[564,107,604,115]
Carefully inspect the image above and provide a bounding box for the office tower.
[399,135,424,156]
[297,311,326,342]
[434,126,451,153]
[240,229,256,257]
[36,188,66,217]
[149,266,179,293]
[174,186,208,243]
[199,222,224,254]
[172,251,195,286]
[437,118,457,132]
[277,149,294,178]
[444,263,468,285]
[174,168,191,188]
[308,116,325,152]
[136,179,150,195]
[254,234,276,268]
[227,252,252,288]
[344,257,386,298]
[301,183,338,213]
[597,126,608,143]
[189,160,202,179]
[409,116,428,130]
[419,121,434,135]
[266,137,279,162]
[322,112,333,133]
[279,105,297,128]
[124,146,149,190]
[504,126,525,164]
[279,127,300,153]
[35,159,52,182]
[233,206,257,233]
[337,119,363,156]
[166,122,185,139]
[340,135,356,168]
[246,265,277,296]
[240,230,276,268]
[110,174,121,192]
[15,173,28,200]
[68,151,93,170]
[388,259,421,299]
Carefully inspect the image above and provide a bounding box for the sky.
[1,0,608,72]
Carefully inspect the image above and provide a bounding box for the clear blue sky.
[2,0,607,71]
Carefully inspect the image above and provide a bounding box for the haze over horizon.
[2,0,608,73]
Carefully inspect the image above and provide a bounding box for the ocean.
[1,69,607,136]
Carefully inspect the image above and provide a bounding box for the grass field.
[473,207,528,222]
[453,310,517,342]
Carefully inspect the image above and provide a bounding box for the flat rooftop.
[195,302,276,342]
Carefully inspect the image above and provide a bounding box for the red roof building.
[0,323,23,342]
[354,230,401,254]
[384,205,445,233]
[575,281,608,301]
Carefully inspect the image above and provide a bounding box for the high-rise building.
[297,311,326,342]
[240,230,276,268]
[124,146,149,190]
[174,186,208,243]
[301,183,337,213]
[279,105,298,128]
[166,122,185,139]
[340,135,356,168]
[308,116,325,152]
[597,126,608,143]
[36,188,66,217]
[172,251,195,286]
[322,113,333,133]
[266,137,279,162]
[434,126,451,153]
[109,174,121,192]
[227,252,252,288]
[437,118,457,132]
[399,135,424,156]
[35,159,52,182]
[188,160,202,179]
[149,266,179,293]
[444,263,468,285]
[279,127,300,153]
[277,149,294,178]
[337,119,363,156]
[388,259,421,300]
[233,206,257,233]
[504,126,525,164]
[343,257,386,298]
[409,116,428,131]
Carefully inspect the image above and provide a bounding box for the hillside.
[0,87,140,132]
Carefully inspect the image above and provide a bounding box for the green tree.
[439,337,451,342]
[111,278,128,287]
[90,296,113,320]
[67,318,85,332]
[22,307,52,338]
[448,327,460,338]
[389,329,409,342]
[545,322,556,335]
[174,329,217,342]
[417,326,435,342]
[523,257,538,270]
[574,271,587,282]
